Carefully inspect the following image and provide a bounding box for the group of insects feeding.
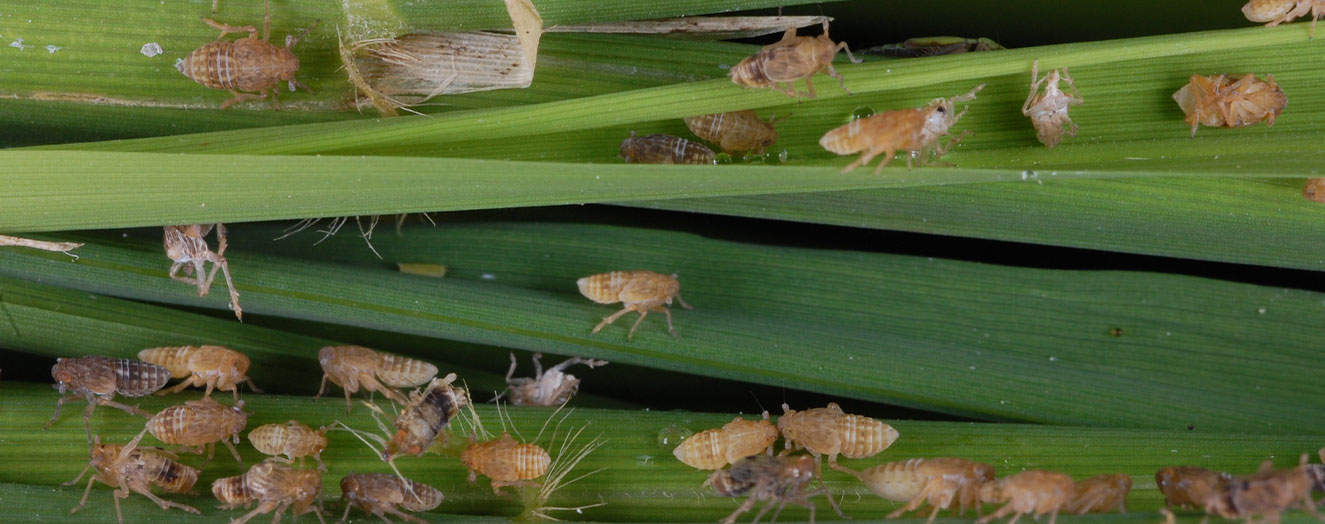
[615,3,1306,173]
[43,343,610,523]
[672,404,1325,524]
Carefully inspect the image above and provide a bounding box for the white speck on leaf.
[140,42,162,57]
[44,44,59,53]
[9,38,31,50]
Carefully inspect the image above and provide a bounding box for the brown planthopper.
[976,470,1076,524]
[64,428,201,524]
[619,132,717,165]
[707,454,847,524]
[1156,465,1233,524]
[729,20,861,99]
[1022,59,1083,148]
[1243,0,1325,38]
[673,412,779,470]
[1172,74,1286,137]
[851,457,995,524]
[176,0,319,109]
[383,374,467,462]
[577,270,693,341]
[1202,454,1324,524]
[315,345,438,414]
[1303,178,1325,203]
[46,355,172,443]
[776,402,899,474]
[146,397,249,464]
[247,420,329,472]
[164,224,243,320]
[338,472,444,524]
[461,432,552,494]
[1064,473,1132,514]
[212,459,328,524]
[138,345,262,402]
[683,110,782,156]
[498,352,609,407]
[820,84,985,172]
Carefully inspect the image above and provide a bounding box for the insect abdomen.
[577,271,630,304]
[151,455,201,493]
[818,120,867,154]
[113,358,172,397]
[619,134,715,165]
[178,41,240,90]
[857,459,927,501]
[837,414,898,458]
[212,474,254,506]
[673,428,728,470]
[376,354,438,388]
[729,55,773,88]
[137,347,196,378]
[400,477,445,511]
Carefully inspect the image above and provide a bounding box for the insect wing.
[759,41,820,82]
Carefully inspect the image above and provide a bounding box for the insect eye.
[936,106,946,114]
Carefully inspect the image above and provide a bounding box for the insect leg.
[811,485,849,519]
[168,261,200,287]
[825,64,851,95]
[841,145,883,173]
[719,493,761,524]
[976,502,1017,524]
[98,397,154,418]
[220,89,268,110]
[112,487,129,524]
[63,458,95,488]
[223,439,244,463]
[244,376,265,394]
[212,251,242,320]
[505,352,521,383]
[590,306,635,335]
[1023,60,1046,115]
[752,497,782,523]
[381,504,430,524]
[314,374,331,401]
[803,77,818,99]
[834,40,862,64]
[158,376,201,396]
[626,308,652,341]
[1062,67,1084,104]
[68,474,98,515]
[675,293,694,310]
[654,305,679,339]
[871,149,899,175]
[44,393,83,430]
[232,500,280,524]
[130,482,201,514]
[339,499,356,523]
[358,374,408,405]
[201,18,259,40]
[1047,508,1060,524]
